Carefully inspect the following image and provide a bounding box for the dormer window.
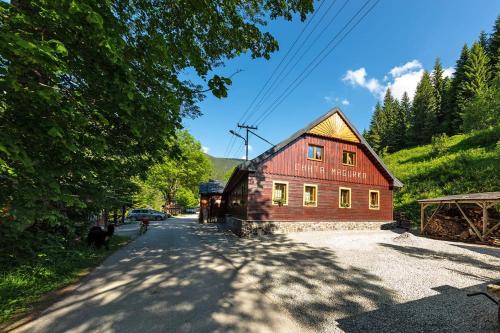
[307,144,323,161]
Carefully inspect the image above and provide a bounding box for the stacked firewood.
[425,204,500,245]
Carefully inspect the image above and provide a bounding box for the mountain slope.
[206,154,244,181]
[383,127,500,221]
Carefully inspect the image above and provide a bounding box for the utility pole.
[238,123,258,161]
[229,124,274,161]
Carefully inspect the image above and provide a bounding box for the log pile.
[425,204,500,245]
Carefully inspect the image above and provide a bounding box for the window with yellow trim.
[342,151,356,166]
[303,185,317,207]
[307,144,324,161]
[369,190,380,209]
[272,182,288,205]
[339,187,351,208]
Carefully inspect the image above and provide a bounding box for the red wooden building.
[222,108,403,236]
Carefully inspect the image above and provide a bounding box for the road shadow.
[336,282,498,333]
[195,224,396,332]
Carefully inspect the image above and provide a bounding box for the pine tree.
[365,102,383,153]
[447,44,470,134]
[400,92,412,148]
[478,30,489,51]
[462,42,491,96]
[431,58,448,134]
[461,42,495,131]
[487,15,500,75]
[408,71,438,145]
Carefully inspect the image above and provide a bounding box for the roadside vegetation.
[0,230,130,325]
[384,126,500,222]
[0,0,315,325]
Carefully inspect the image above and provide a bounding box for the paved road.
[16,216,305,333]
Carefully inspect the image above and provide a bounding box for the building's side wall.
[223,174,249,220]
[248,173,393,222]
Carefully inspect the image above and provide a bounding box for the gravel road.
[198,225,500,333]
[13,217,499,333]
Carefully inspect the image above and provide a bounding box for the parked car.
[126,209,166,221]
[185,207,199,214]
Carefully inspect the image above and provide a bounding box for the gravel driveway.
[198,226,500,333]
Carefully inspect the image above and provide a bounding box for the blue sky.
[183,0,499,159]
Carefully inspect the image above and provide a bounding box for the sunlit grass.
[383,127,500,222]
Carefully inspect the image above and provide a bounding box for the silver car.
[126,208,166,221]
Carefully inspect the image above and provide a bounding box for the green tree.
[408,71,438,145]
[365,102,383,153]
[431,58,450,134]
[175,188,199,208]
[0,0,314,230]
[380,89,405,152]
[461,77,500,131]
[460,42,492,130]
[447,44,470,134]
[462,42,492,96]
[399,92,412,148]
[487,15,500,72]
[145,131,211,208]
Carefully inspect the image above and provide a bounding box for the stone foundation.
[225,215,395,237]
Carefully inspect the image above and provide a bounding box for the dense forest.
[364,15,499,154]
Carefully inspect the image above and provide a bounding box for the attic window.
[307,144,323,161]
[342,151,356,166]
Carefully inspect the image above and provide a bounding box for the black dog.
[87,224,115,250]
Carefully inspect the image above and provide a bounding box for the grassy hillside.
[383,127,500,222]
[206,154,243,181]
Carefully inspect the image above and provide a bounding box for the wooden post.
[482,202,488,236]
[121,205,126,224]
[455,202,484,242]
[421,203,443,234]
[420,203,426,234]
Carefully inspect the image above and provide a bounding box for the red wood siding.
[259,135,391,187]
[248,173,393,221]
[246,134,394,222]
[223,175,248,219]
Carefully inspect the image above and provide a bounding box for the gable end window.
[308,144,324,161]
[342,151,356,166]
[303,184,318,207]
[339,187,351,208]
[369,190,380,210]
[272,181,288,206]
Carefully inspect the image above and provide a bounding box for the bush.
[430,133,448,157]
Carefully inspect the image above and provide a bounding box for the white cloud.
[341,99,350,106]
[389,60,422,78]
[323,96,333,103]
[342,68,382,94]
[443,67,455,79]
[202,146,209,153]
[343,59,448,101]
[247,144,253,152]
[385,68,424,100]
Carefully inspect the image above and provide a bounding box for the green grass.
[0,234,130,324]
[383,126,500,222]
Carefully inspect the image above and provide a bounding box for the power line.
[246,0,345,124]
[238,0,328,125]
[254,0,379,126]
[224,1,326,158]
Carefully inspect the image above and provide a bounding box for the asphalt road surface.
[15,216,306,333]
